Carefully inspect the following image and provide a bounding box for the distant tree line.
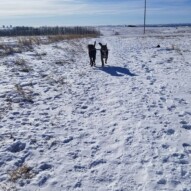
[0,26,100,37]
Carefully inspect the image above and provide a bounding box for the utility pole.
[144,0,147,34]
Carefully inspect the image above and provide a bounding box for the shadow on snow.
[98,65,137,77]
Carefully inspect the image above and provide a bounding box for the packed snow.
[0,26,191,191]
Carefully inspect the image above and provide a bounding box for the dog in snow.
[99,43,108,67]
[88,41,96,67]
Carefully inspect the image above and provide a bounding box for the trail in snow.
[0,27,191,191]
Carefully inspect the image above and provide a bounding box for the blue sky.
[0,0,190,26]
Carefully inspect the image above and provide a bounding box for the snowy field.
[0,26,191,191]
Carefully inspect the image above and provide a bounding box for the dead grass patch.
[0,183,18,191]
[18,36,42,47]
[9,164,34,182]
[15,58,26,66]
[14,58,32,73]
[33,51,47,60]
[48,34,98,43]
[0,45,22,56]
[15,84,33,103]
[171,44,183,56]
[0,33,98,57]
[0,101,12,120]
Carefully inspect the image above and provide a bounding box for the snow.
[0,26,191,191]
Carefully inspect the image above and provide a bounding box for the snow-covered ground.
[0,26,191,191]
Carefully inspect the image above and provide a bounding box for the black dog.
[88,41,96,67]
[99,43,108,67]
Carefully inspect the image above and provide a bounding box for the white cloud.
[0,0,144,18]
[0,0,190,18]
[0,0,85,17]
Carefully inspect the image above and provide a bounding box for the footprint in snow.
[63,136,73,144]
[7,141,26,153]
[89,159,107,169]
[179,111,191,117]
[181,124,191,130]
[38,174,50,186]
[74,181,82,188]
[126,136,133,145]
[157,178,166,185]
[180,120,191,130]
[182,143,191,147]
[167,104,176,111]
[182,144,191,154]
[91,145,100,157]
[81,105,88,110]
[162,144,170,149]
[174,98,187,105]
[169,153,189,164]
[74,165,86,172]
[165,129,175,135]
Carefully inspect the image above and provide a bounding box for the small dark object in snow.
[156,45,160,48]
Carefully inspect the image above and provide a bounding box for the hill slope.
[0,27,191,190]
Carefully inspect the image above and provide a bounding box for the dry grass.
[15,84,33,103]
[171,44,183,56]
[48,34,98,43]
[78,71,86,77]
[0,37,42,57]
[0,44,6,50]
[47,75,67,86]
[18,37,42,47]
[18,38,33,47]
[33,50,47,60]
[14,58,32,73]
[0,34,98,57]
[0,183,18,191]
[0,44,22,56]
[9,164,34,182]
[15,58,26,66]
[0,101,12,120]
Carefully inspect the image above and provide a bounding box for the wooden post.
[144,0,147,34]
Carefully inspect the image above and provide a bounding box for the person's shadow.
[99,66,137,77]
